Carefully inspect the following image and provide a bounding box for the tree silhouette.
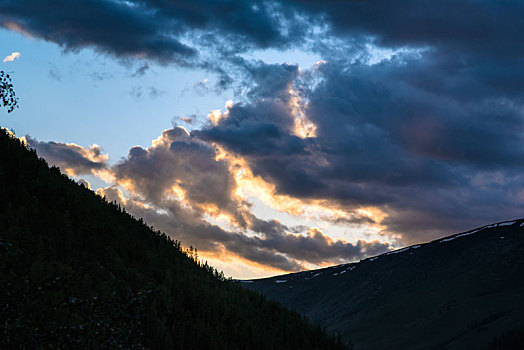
[0,71,18,113]
[0,128,350,349]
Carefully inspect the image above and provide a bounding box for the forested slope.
[0,129,347,349]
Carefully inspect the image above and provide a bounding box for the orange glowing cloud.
[208,100,233,125]
[198,247,301,279]
[286,84,317,138]
[212,142,390,235]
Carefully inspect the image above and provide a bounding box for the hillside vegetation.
[0,129,347,349]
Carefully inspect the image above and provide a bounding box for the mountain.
[0,128,348,349]
[243,219,524,349]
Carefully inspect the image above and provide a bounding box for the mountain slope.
[244,220,524,349]
[0,129,347,349]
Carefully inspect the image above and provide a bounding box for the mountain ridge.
[243,218,524,349]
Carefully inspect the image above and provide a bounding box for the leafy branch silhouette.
[0,71,18,113]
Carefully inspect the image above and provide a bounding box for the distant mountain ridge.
[243,219,524,349]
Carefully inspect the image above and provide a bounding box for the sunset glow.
[2,0,524,279]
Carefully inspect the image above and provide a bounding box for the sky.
[1,0,524,279]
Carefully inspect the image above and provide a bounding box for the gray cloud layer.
[198,54,524,241]
[0,0,307,73]
[4,1,523,66]
[9,1,524,264]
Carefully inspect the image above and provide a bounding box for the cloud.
[1,1,195,65]
[129,86,143,100]
[3,1,522,68]
[111,126,248,224]
[130,62,150,77]
[27,126,389,272]
[175,116,196,126]
[106,126,389,269]
[148,86,165,99]
[2,1,524,94]
[129,86,165,100]
[197,53,524,243]
[291,0,524,60]
[3,51,20,62]
[90,71,113,81]
[96,184,385,272]
[25,136,109,176]
[10,1,524,269]
[0,0,305,70]
[48,62,61,81]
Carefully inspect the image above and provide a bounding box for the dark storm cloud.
[195,75,310,158]
[3,1,524,72]
[0,0,194,64]
[0,0,305,68]
[306,59,524,171]
[244,62,299,100]
[11,0,524,260]
[291,0,524,57]
[25,135,108,176]
[198,50,524,242]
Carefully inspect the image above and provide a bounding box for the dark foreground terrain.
[245,220,524,349]
[0,129,347,349]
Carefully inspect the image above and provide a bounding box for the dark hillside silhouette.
[245,219,524,349]
[0,129,348,349]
